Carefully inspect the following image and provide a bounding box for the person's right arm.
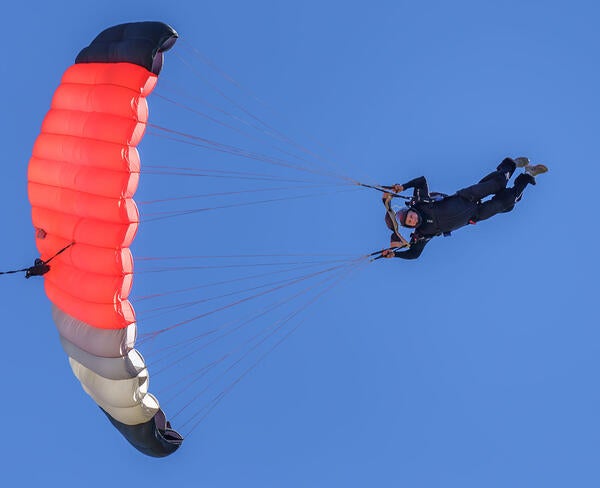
[400,176,429,200]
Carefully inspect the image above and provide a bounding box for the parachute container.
[27,22,182,457]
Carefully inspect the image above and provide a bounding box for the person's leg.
[475,173,534,221]
[456,158,517,202]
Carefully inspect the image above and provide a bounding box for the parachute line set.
[20,21,388,457]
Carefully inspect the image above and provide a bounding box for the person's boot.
[514,156,530,167]
[524,164,548,178]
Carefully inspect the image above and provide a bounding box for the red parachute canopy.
[27,21,182,457]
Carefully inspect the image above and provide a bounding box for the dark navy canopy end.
[101,408,184,458]
[75,21,178,74]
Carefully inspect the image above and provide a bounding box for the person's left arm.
[382,237,429,260]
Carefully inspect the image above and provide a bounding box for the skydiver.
[380,157,547,259]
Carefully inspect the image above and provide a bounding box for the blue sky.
[1,1,598,487]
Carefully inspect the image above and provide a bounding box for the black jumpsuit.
[390,158,535,259]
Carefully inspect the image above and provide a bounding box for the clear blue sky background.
[1,1,598,487]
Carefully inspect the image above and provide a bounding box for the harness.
[405,191,454,240]
[364,183,472,260]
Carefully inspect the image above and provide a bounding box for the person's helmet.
[396,208,421,228]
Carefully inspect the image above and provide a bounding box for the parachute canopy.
[28,21,182,457]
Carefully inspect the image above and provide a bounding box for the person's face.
[404,210,420,227]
